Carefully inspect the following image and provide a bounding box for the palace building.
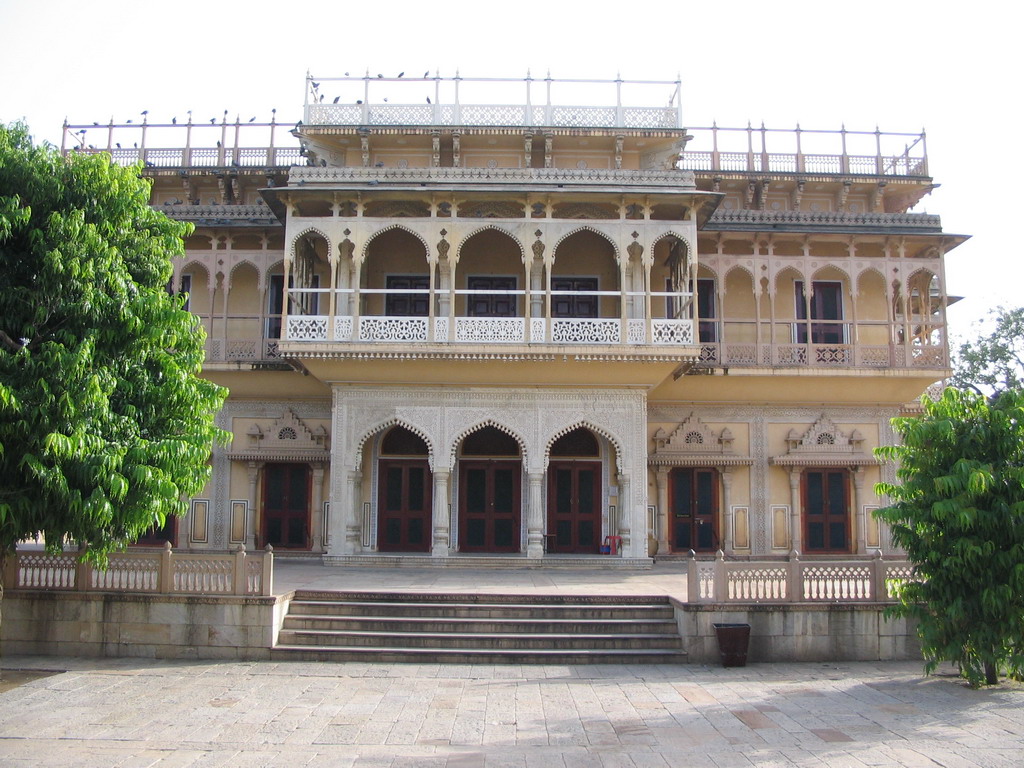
[66,73,962,565]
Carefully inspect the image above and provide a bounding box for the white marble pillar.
[852,466,866,554]
[655,467,670,555]
[617,473,631,555]
[527,472,544,559]
[721,467,734,554]
[310,464,325,551]
[431,469,451,558]
[246,461,260,550]
[789,468,802,554]
[344,469,363,555]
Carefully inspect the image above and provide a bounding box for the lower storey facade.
[167,384,901,561]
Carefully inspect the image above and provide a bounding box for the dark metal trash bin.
[713,623,751,667]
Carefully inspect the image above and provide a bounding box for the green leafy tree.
[875,387,1024,686]
[0,123,228,576]
[951,306,1024,396]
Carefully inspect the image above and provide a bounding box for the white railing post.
[871,549,887,601]
[262,545,274,596]
[788,551,802,602]
[233,544,247,595]
[76,555,90,592]
[159,542,173,594]
[1,553,17,589]
[687,552,700,602]
[713,549,727,602]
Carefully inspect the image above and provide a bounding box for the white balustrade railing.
[287,315,328,341]
[687,551,912,604]
[359,316,428,342]
[455,317,525,343]
[551,318,621,344]
[4,544,274,597]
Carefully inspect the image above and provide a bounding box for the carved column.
[344,469,363,554]
[721,467,734,554]
[617,473,631,554]
[431,469,451,558]
[852,466,866,554]
[527,472,545,559]
[789,467,802,554]
[246,461,260,550]
[310,464,325,551]
[655,467,670,555]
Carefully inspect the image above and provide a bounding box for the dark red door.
[262,463,311,548]
[548,461,601,553]
[378,459,432,552]
[670,467,719,552]
[459,460,521,552]
[803,469,851,553]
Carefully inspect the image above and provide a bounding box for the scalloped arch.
[774,264,806,286]
[227,259,260,290]
[449,420,528,470]
[551,226,621,261]
[179,260,211,281]
[543,421,623,467]
[649,231,691,252]
[455,225,526,263]
[288,227,332,263]
[361,224,431,262]
[356,418,436,471]
[811,263,851,283]
[724,263,757,286]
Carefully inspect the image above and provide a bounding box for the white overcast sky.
[1,0,1018,340]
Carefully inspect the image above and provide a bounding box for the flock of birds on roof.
[72,71,437,148]
[309,71,437,106]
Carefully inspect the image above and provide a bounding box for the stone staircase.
[272,591,687,664]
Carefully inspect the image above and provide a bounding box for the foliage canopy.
[951,306,1024,396]
[0,123,227,564]
[875,387,1024,686]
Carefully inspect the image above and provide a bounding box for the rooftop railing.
[62,112,928,180]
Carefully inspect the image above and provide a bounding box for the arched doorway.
[547,427,602,554]
[377,426,432,553]
[457,426,522,552]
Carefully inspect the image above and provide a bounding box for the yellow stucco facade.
[67,74,963,563]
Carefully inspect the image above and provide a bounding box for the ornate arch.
[811,263,852,284]
[551,225,621,261]
[650,230,692,254]
[360,223,431,263]
[723,263,757,286]
[773,264,806,297]
[288,227,331,263]
[455,224,527,264]
[449,420,528,470]
[226,258,259,290]
[356,418,436,471]
[543,420,624,468]
[178,259,210,281]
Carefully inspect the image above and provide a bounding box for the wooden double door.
[262,463,311,549]
[378,459,432,552]
[459,460,521,552]
[547,461,602,554]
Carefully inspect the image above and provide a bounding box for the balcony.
[281,286,694,349]
[695,321,948,370]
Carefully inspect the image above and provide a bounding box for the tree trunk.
[985,660,998,685]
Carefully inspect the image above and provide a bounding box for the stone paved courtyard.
[0,656,1021,767]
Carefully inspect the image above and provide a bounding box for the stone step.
[286,599,674,621]
[277,628,684,650]
[290,590,674,605]
[281,614,679,635]
[273,591,686,664]
[271,644,688,665]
